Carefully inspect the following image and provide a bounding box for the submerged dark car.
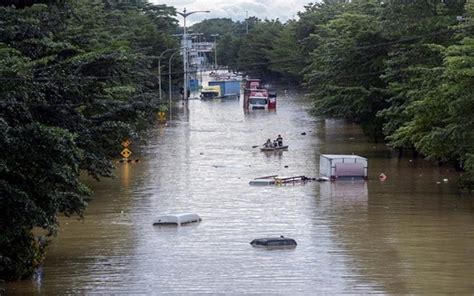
[250,236,297,248]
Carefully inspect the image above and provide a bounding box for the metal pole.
[158,58,162,100]
[169,51,180,121]
[211,34,219,70]
[177,9,210,101]
[158,48,176,101]
[183,9,188,101]
[246,11,248,34]
[214,37,217,70]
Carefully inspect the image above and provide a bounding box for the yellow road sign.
[156,111,166,123]
[120,148,132,158]
[157,111,167,122]
[121,139,132,148]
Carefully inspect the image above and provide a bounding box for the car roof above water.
[250,237,297,247]
[152,213,201,226]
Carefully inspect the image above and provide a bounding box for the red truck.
[243,79,276,110]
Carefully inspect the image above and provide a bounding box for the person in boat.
[276,135,283,147]
[264,139,272,148]
[273,140,278,148]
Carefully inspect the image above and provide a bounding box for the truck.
[206,80,241,100]
[200,86,221,100]
[243,79,276,110]
[319,154,368,180]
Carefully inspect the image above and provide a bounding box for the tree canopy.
[0,0,178,280]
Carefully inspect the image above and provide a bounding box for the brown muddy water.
[3,83,474,294]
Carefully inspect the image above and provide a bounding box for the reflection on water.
[4,81,474,294]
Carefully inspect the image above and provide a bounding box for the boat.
[152,213,201,226]
[250,236,297,248]
[260,145,288,152]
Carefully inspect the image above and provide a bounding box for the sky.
[150,0,312,25]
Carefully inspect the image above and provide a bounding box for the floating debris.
[249,175,328,186]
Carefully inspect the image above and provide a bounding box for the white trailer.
[319,154,368,180]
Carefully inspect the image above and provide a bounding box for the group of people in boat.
[264,135,283,148]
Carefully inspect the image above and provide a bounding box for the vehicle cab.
[200,86,221,100]
[248,90,269,110]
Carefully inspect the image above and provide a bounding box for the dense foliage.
[192,0,473,189]
[0,0,178,279]
[300,0,473,186]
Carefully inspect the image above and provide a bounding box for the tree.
[267,21,306,83]
[0,0,178,279]
[237,20,284,79]
[304,4,390,140]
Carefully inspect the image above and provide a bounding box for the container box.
[209,80,241,96]
[319,154,368,180]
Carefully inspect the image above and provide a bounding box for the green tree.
[0,0,178,279]
[216,33,241,71]
[267,21,306,83]
[305,5,390,140]
[237,20,284,79]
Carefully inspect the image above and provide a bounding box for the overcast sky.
[151,0,312,25]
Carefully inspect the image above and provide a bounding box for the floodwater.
[4,77,474,294]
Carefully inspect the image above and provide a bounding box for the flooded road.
[4,81,474,294]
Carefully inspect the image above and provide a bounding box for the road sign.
[157,111,167,122]
[120,148,132,158]
[121,139,132,148]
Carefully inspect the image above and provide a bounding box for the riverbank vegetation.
[193,0,473,190]
[0,0,178,280]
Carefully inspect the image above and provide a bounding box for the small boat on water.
[260,145,288,152]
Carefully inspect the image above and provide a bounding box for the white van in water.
[152,213,201,226]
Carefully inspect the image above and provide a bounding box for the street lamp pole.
[158,48,177,101]
[176,8,210,101]
[168,50,181,121]
[211,34,219,70]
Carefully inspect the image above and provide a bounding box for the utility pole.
[211,34,219,70]
[157,48,177,101]
[176,8,210,101]
[168,50,181,121]
[246,10,248,34]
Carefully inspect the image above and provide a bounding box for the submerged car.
[250,236,297,248]
[152,213,201,226]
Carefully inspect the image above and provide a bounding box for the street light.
[211,34,219,70]
[176,8,210,101]
[168,50,181,121]
[158,48,177,101]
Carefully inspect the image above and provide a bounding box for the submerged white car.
[152,213,201,226]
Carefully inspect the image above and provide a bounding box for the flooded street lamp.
[177,8,210,101]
